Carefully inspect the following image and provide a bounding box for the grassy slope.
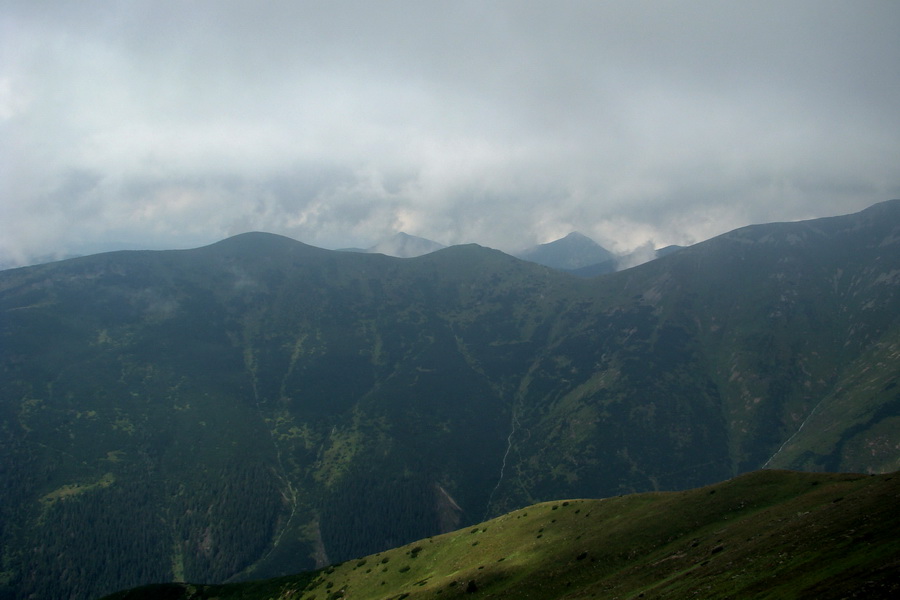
[766,325,900,473]
[103,469,900,600]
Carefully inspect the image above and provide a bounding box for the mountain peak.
[200,231,326,258]
[515,232,615,270]
[365,232,445,258]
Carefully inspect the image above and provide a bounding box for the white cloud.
[1,1,899,266]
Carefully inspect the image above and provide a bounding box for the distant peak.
[201,231,324,256]
[536,232,601,248]
[221,231,296,242]
[366,232,445,258]
[208,231,300,248]
[514,231,614,271]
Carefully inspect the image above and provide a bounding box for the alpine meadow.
[2,201,900,599]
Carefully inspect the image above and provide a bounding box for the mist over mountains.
[513,232,616,272]
[1,200,899,599]
[340,232,447,258]
[339,229,675,274]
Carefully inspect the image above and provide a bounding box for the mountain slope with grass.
[102,469,900,600]
[2,201,900,599]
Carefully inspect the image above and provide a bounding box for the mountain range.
[1,200,899,599]
[512,232,685,274]
[354,230,679,274]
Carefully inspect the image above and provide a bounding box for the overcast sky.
[2,1,899,266]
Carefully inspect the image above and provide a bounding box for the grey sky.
[2,1,899,266]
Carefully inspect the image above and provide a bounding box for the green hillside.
[102,469,900,600]
[1,201,899,599]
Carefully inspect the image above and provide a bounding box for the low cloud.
[2,1,899,266]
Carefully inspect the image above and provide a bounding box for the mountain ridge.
[1,200,899,599]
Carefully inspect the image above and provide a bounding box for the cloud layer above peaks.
[2,1,900,265]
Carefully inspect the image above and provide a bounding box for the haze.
[2,0,899,266]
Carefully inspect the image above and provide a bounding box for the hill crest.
[101,469,900,600]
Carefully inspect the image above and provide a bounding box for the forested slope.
[1,201,899,599]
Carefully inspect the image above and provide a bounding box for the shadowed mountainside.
[1,200,899,599]
[101,470,900,600]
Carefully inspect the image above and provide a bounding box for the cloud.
[2,1,899,266]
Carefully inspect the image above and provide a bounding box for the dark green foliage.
[319,471,441,563]
[19,478,170,600]
[103,471,900,600]
[2,202,900,599]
